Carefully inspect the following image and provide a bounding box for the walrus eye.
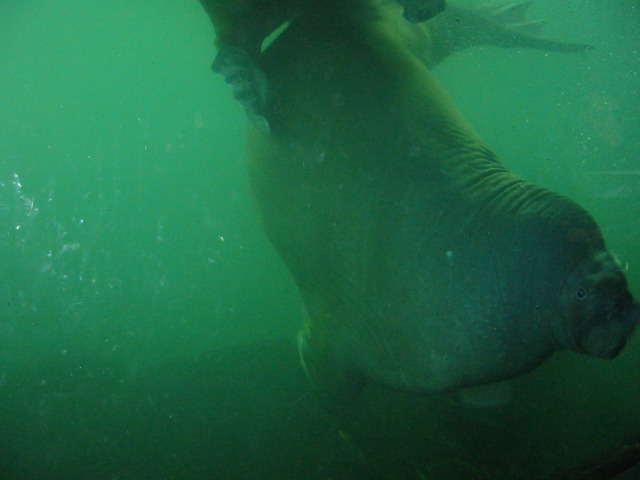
[575,287,588,301]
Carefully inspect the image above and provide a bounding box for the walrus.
[199,0,639,398]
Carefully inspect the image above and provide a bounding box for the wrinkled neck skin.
[477,173,639,364]
[366,150,602,392]
[442,160,606,356]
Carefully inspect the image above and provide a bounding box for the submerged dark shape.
[199,0,639,398]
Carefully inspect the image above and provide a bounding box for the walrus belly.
[249,126,552,395]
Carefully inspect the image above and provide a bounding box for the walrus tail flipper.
[422,0,593,66]
[466,1,594,53]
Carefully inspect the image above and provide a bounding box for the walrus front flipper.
[212,44,270,134]
[297,330,366,403]
[397,0,446,23]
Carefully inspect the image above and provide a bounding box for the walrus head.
[559,251,639,359]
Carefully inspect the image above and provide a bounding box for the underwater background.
[0,0,638,479]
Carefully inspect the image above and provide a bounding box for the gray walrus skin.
[200,0,639,398]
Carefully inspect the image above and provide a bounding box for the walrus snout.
[580,302,639,359]
[623,300,640,342]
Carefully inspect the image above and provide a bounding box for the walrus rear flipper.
[462,0,594,52]
[420,1,593,68]
[480,8,594,53]
[211,44,270,133]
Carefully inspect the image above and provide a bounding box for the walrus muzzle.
[580,302,640,359]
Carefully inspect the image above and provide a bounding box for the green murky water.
[1,1,638,479]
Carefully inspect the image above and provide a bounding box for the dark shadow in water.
[0,340,638,480]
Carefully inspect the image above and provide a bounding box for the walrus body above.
[202,0,639,397]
